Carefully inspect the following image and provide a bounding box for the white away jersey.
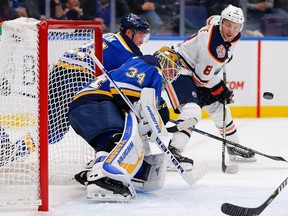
[174,19,241,89]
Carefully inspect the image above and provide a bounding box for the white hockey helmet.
[221,4,244,31]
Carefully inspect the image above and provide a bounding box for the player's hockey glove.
[210,80,234,104]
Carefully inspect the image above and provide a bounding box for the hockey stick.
[221,66,239,174]
[88,51,206,185]
[221,176,288,216]
[165,118,198,133]
[168,120,288,163]
[88,51,141,120]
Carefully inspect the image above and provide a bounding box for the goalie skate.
[86,177,136,202]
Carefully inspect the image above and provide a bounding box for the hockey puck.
[263,92,274,100]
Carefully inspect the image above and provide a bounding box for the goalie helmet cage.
[0,18,103,211]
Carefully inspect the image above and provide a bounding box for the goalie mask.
[153,46,182,88]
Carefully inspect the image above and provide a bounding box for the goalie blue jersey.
[55,32,143,73]
[69,55,163,112]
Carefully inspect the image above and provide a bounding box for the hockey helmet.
[220,4,244,32]
[120,13,150,34]
[153,46,182,87]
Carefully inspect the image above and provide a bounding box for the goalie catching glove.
[210,80,234,104]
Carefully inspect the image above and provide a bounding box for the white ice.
[1,118,287,216]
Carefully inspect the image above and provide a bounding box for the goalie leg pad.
[86,151,136,201]
[132,153,167,191]
[102,111,145,181]
[87,111,144,201]
[140,88,168,140]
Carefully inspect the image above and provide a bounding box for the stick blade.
[221,203,248,216]
[221,203,260,216]
[182,163,208,185]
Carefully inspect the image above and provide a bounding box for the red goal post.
[0,18,103,211]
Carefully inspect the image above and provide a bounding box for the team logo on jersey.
[192,91,197,98]
[216,45,226,59]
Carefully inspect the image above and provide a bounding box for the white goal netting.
[0,18,102,210]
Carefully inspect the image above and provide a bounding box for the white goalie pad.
[132,153,167,191]
[87,111,146,201]
[101,111,145,181]
[140,88,168,140]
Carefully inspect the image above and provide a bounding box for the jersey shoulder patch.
[208,25,240,63]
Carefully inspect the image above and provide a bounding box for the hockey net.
[0,18,102,211]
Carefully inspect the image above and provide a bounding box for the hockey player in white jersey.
[165,5,256,170]
[68,48,182,201]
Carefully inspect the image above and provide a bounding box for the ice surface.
[1,118,287,216]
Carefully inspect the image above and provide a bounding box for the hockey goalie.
[69,48,182,201]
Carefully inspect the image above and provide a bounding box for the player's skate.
[168,144,194,171]
[227,146,257,162]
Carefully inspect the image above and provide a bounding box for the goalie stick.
[168,120,288,163]
[169,117,238,174]
[221,176,288,216]
[87,51,141,120]
[88,51,207,185]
